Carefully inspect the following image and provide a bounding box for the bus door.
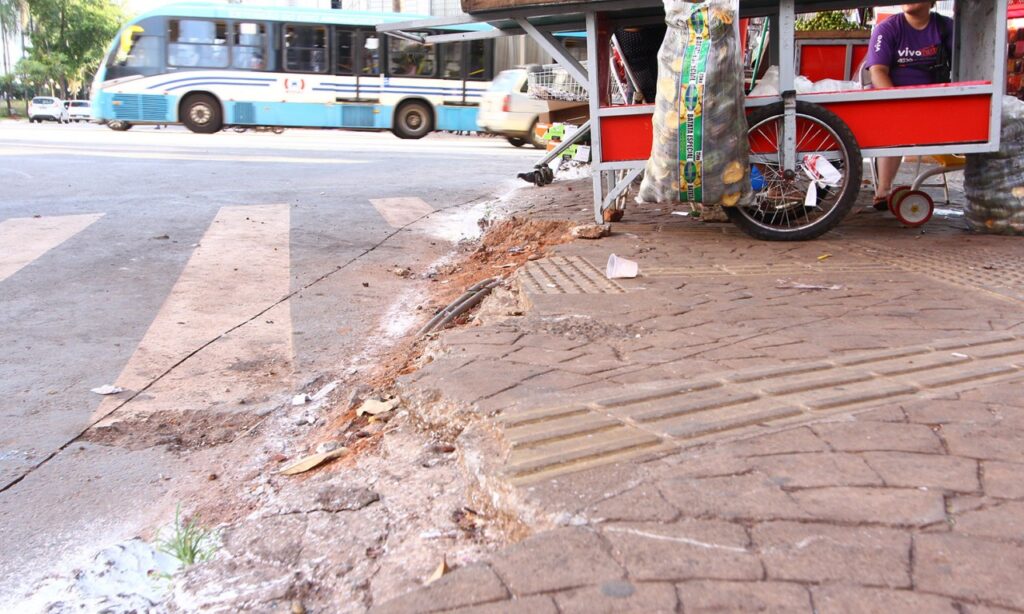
[334,26,382,128]
[355,30,383,101]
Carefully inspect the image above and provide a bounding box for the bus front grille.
[113,94,169,121]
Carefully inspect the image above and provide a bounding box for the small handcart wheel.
[892,190,934,228]
[727,101,862,241]
[887,185,912,215]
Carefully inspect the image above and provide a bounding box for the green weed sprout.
[157,505,218,568]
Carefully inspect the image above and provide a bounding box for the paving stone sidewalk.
[380,178,1024,613]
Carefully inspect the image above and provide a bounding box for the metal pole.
[514,17,589,88]
[778,0,797,174]
[989,0,1008,152]
[586,10,605,224]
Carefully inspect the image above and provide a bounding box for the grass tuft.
[157,505,217,567]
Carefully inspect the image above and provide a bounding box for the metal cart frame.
[379,0,1008,234]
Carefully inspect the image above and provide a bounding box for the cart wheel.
[887,185,912,214]
[892,190,934,227]
[726,101,862,241]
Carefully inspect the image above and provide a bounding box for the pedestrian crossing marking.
[92,203,293,422]
[0,146,367,165]
[0,213,104,282]
[369,197,434,228]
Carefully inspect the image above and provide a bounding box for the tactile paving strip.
[497,331,1024,485]
[642,261,895,278]
[856,242,1024,303]
[519,256,626,295]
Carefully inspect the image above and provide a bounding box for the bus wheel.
[393,101,432,140]
[108,120,132,131]
[181,93,222,134]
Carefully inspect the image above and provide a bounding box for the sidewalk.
[378,177,1024,612]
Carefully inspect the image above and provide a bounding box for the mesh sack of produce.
[964,96,1024,235]
[638,0,750,209]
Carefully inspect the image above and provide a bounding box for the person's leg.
[875,156,902,199]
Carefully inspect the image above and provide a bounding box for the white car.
[28,97,69,123]
[477,69,553,149]
[65,100,93,122]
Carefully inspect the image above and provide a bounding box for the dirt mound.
[83,410,263,452]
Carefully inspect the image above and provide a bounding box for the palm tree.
[0,0,27,115]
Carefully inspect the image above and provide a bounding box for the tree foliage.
[23,0,123,97]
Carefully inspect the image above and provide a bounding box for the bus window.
[168,19,229,68]
[233,22,266,70]
[467,40,491,81]
[388,37,435,77]
[285,25,328,73]
[442,42,463,79]
[336,28,354,75]
[360,34,381,75]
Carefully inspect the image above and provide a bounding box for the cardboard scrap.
[425,555,450,585]
[278,447,347,476]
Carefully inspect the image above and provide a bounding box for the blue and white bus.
[91,3,494,138]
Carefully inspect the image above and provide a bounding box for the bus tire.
[181,93,222,134]
[393,100,432,140]
[108,120,132,131]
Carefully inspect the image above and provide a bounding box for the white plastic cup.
[606,253,639,279]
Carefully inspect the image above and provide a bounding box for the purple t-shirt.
[865,13,954,86]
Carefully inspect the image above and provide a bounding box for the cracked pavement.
[379,177,1024,612]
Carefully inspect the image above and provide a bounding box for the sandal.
[872,195,889,211]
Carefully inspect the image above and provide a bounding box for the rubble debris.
[315,441,341,454]
[357,397,400,417]
[570,224,611,239]
[278,447,347,475]
[90,385,125,395]
[291,394,310,406]
[311,381,339,403]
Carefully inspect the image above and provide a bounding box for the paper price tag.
[574,145,591,162]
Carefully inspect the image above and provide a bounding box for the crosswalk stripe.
[92,203,293,422]
[369,197,434,228]
[0,213,103,282]
[0,146,368,165]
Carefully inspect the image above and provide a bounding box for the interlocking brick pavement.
[381,178,1024,612]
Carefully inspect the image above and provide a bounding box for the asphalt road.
[0,121,539,604]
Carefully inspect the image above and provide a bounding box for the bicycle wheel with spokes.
[726,101,862,241]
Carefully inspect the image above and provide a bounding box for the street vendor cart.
[379,0,1008,241]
